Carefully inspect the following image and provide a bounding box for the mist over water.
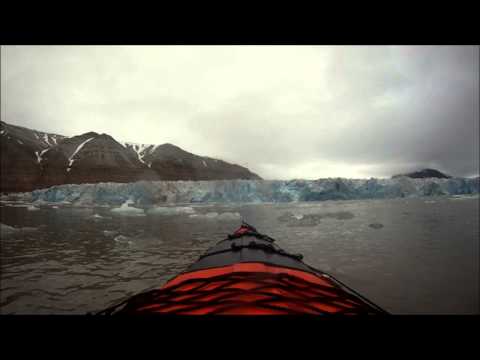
[1,196,478,314]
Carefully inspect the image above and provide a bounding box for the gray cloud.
[1,45,478,179]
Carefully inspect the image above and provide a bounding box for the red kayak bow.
[98,222,388,315]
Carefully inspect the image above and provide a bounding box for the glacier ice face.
[17,177,480,206]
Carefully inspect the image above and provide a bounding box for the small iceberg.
[450,195,475,201]
[111,199,145,216]
[147,206,195,216]
[189,212,241,220]
[217,212,241,220]
[27,205,40,211]
[7,203,29,208]
[114,235,129,242]
[114,234,133,244]
[1,223,38,235]
[197,212,220,219]
[1,223,18,234]
[103,230,118,237]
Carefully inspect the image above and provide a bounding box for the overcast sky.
[1,45,478,179]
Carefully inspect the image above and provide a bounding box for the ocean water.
[1,196,478,314]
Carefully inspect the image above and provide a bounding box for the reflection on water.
[1,196,478,314]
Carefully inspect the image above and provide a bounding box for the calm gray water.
[1,196,478,314]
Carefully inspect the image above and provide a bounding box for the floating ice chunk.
[27,205,40,211]
[1,223,18,234]
[189,211,241,220]
[206,212,219,218]
[19,226,38,232]
[189,212,216,219]
[1,223,38,235]
[217,212,241,220]
[147,206,195,216]
[114,235,130,242]
[449,195,475,200]
[111,199,145,216]
[103,230,118,237]
[113,234,133,245]
[91,214,104,219]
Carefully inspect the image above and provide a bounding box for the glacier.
[4,177,478,206]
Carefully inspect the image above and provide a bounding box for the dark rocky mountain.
[392,168,452,179]
[39,132,158,188]
[0,121,261,193]
[1,121,68,192]
[118,142,259,180]
[144,143,260,181]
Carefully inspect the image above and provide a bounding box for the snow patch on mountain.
[121,142,156,167]
[43,133,51,146]
[67,137,95,172]
[34,149,49,163]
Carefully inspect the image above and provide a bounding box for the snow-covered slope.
[120,142,156,167]
[25,177,480,206]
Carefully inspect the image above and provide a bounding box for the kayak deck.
[97,222,387,315]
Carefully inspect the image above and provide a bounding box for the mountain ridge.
[392,168,451,179]
[0,121,261,192]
